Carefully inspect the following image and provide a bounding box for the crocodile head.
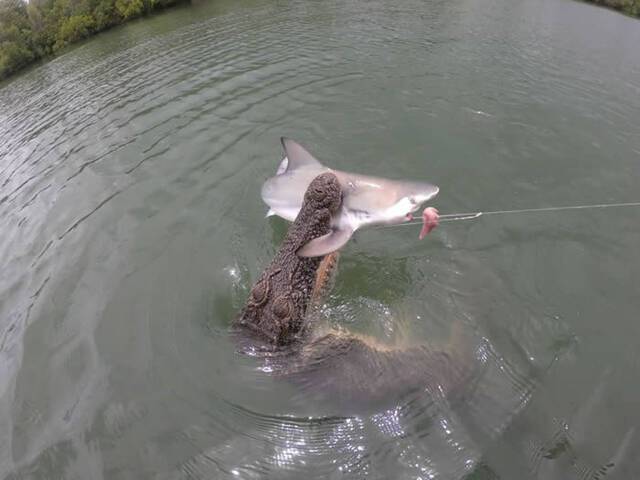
[236,172,342,347]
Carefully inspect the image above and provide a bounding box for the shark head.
[262,138,439,257]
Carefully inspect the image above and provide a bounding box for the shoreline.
[580,0,639,17]
[0,0,193,82]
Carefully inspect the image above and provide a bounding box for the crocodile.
[231,172,633,477]
[233,172,474,412]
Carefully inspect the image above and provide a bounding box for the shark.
[261,138,439,257]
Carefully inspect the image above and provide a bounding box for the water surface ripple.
[1,0,639,478]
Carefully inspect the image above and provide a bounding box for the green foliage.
[54,14,94,50]
[0,0,36,77]
[92,0,117,30]
[623,0,640,15]
[588,0,640,15]
[115,0,144,19]
[0,0,187,81]
[0,39,34,77]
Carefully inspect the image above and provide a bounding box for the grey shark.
[262,138,439,257]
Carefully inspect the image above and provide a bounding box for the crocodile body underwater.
[233,172,473,412]
[228,171,634,479]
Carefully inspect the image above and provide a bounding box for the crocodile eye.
[251,280,267,304]
[272,296,292,319]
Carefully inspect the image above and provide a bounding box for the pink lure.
[419,207,439,239]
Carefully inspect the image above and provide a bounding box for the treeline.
[585,0,640,16]
[0,0,187,80]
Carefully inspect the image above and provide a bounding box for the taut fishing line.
[382,201,640,228]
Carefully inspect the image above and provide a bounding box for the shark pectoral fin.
[266,208,276,217]
[297,226,354,258]
[281,138,323,170]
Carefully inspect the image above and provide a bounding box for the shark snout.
[407,186,439,211]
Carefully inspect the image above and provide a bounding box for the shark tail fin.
[297,226,354,258]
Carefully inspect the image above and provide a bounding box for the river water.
[1,0,640,478]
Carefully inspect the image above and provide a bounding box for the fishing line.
[384,201,640,228]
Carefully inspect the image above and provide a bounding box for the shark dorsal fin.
[281,138,322,171]
[296,225,354,258]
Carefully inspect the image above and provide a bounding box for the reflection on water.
[1,0,640,478]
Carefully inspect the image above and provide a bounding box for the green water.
[1,0,639,478]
